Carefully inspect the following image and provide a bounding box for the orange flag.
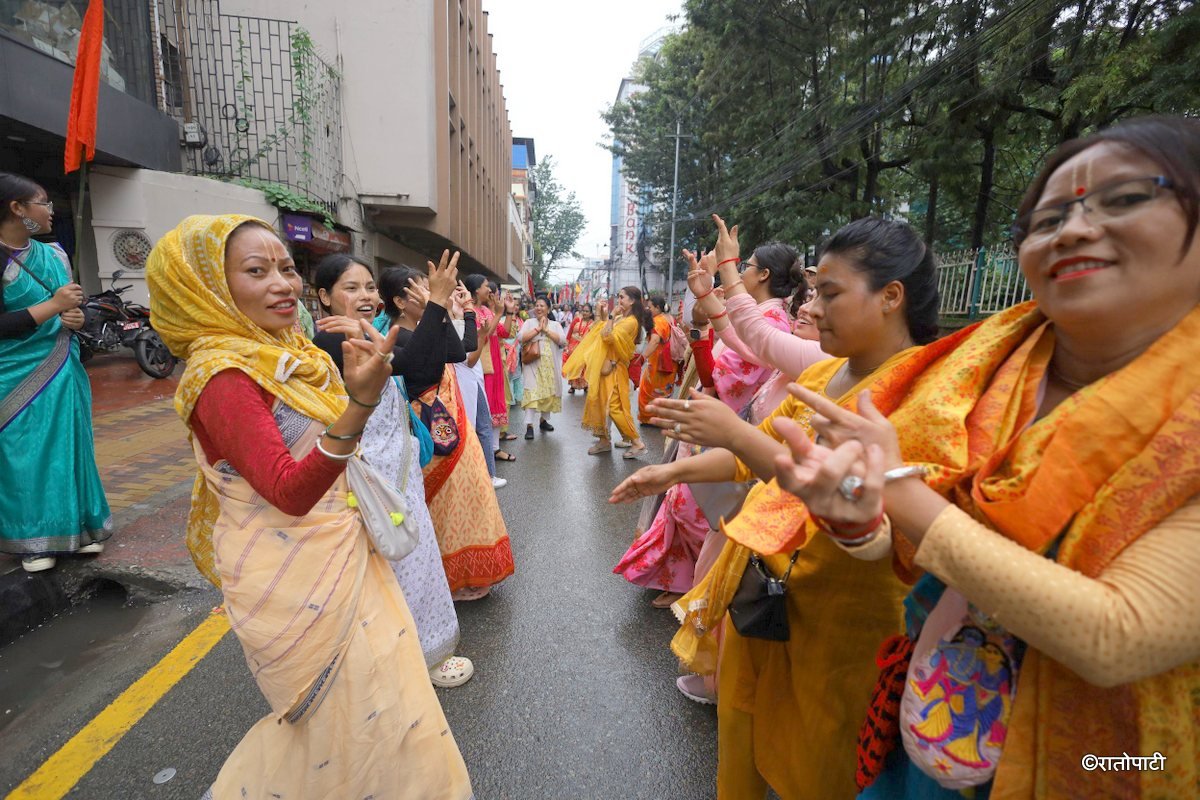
[65,0,104,174]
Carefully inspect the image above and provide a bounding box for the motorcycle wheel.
[134,331,178,379]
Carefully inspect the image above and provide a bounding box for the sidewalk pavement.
[2,353,205,599]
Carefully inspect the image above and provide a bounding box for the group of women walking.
[610,114,1200,799]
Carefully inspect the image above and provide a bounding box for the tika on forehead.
[1069,158,1095,197]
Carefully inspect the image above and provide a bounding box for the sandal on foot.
[588,441,612,455]
[430,656,475,688]
[500,432,519,442]
[524,425,535,440]
[614,440,634,448]
[651,591,683,609]
[452,586,491,602]
[494,450,517,462]
[623,444,647,460]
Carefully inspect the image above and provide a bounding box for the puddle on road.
[0,580,148,733]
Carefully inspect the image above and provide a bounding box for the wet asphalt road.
[4,391,717,799]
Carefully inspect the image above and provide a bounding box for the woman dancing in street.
[563,302,594,394]
[378,268,514,602]
[517,295,565,439]
[147,214,470,799]
[312,251,475,688]
[563,286,653,458]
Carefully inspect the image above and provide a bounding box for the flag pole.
[71,146,86,284]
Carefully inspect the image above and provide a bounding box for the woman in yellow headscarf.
[147,215,471,800]
[564,285,653,458]
[771,116,1200,799]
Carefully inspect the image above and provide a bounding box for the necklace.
[0,235,31,252]
[845,360,884,379]
[1049,362,1091,390]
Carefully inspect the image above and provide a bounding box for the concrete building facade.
[2,0,528,303]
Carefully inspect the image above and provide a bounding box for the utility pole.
[666,119,685,310]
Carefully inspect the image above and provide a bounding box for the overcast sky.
[484,1,682,282]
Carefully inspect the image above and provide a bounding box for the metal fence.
[155,0,342,212]
[936,244,1032,320]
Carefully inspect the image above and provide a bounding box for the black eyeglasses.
[1011,176,1174,246]
[737,260,758,274]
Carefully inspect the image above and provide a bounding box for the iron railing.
[154,0,342,212]
[937,244,1032,320]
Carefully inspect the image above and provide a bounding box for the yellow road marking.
[7,612,231,800]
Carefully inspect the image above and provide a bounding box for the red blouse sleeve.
[691,330,716,388]
[190,369,346,516]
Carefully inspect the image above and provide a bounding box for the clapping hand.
[427,250,460,307]
[341,320,401,407]
[647,388,742,449]
[772,416,883,528]
[316,315,368,339]
[684,248,715,297]
[406,280,432,317]
[712,214,740,267]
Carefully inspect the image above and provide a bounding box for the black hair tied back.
[821,217,940,345]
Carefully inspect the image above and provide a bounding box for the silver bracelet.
[883,464,927,483]
[315,435,357,461]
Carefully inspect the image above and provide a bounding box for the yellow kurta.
[674,351,919,800]
[564,315,639,440]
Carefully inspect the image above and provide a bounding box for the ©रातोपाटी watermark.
[1081,752,1166,772]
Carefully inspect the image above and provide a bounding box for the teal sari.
[0,241,111,555]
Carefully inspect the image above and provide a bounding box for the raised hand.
[712,214,740,267]
[406,281,432,317]
[341,320,401,408]
[684,248,715,297]
[427,250,460,307]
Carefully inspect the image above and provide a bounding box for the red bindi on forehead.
[1075,187,1087,197]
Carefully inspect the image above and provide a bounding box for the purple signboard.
[283,214,313,242]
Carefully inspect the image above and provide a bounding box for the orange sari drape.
[414,366,514,592]
[728,301,1200,799]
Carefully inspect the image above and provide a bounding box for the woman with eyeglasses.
[764,116,1200,798]
[0,172,110,573]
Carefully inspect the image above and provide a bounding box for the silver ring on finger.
[838,475,864,502]
[684,399,691,411]
[673,423,682,435]
[376,350,394,364]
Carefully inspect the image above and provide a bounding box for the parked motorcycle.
[79,270,178,379]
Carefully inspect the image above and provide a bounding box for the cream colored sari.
[198,404,472,800]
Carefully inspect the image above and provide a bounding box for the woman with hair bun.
[614,213,940,799]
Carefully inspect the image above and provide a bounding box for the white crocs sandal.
[430,655,475,688]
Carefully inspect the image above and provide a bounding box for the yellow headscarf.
[146,214,348,586]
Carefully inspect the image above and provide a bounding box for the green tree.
[604,0,1200,261]
[529,156,587,289]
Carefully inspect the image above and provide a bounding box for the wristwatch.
[689,328,703,340]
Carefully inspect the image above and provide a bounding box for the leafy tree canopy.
[604,0,1200,261]
[529,156,587,289]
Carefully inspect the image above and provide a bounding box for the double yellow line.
[7,612,230,800]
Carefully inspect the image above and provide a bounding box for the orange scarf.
[733,301,1200,797]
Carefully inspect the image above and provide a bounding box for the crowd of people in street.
[2,112,1199,799]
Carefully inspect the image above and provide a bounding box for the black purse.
[728,550,801,641]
